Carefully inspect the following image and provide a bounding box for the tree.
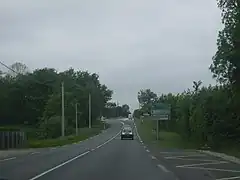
[122,104,130,117]
[8,62,30,77]
[137,89,157,112]
[0,67,114,139]
[210,0,240,86]
[134,0,240,151]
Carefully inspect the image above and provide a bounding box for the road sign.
[151,103,170,121]
[151,114,169,120]
[142,102,171,140]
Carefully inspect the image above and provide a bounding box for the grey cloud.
[0,0,221,109]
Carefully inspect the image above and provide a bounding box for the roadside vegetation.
[28,122,107,148]
[134,0,240,158]
[0,65,130,148]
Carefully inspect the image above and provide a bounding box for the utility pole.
[88,93,91,128]
[75,103,78,136]
[61,81,65,137]
[156,120,159,140]
[116,101,119,117]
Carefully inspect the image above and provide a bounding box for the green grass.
[0,121,109,149]
[28,128,99,148]
[0,122,109,148]
[135,118,240,158]
[135,118,198,149]
[28,126,106,148]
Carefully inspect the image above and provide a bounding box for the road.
[0,118,177,180]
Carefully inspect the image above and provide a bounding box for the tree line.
[0,62,129,139]
[134,0,240,150]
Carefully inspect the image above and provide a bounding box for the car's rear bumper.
[121,134,133,139]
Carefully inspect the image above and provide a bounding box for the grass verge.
[28,123,109,148]
[135,118,240,159]
[135,118,198,149]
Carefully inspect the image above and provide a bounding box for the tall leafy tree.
[210,0,240,86]
[137,89,157,112]
[0,65,114,139]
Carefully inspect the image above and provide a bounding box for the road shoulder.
[134,119,240,180]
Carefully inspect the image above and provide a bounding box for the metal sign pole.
[156,120,159,140]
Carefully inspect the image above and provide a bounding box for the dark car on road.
[121,126,134,140]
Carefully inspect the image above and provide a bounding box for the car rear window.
[123,128,132,132]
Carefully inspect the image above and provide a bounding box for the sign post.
[151,103,171,140]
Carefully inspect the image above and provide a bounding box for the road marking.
[143,146,147,149]
[0,157,16,162]
[28,124,121,180]
[51,148,57,150]
[217,176,240,180]
[31,152,40,155]
[150,155,157,160]
[91,148,95,151]
[159,152,198,155]
[133,121,142,141]
[146,149,150,152]
[165,154,206,159]
[169,157,221,162]
[176,161,228,167]
[157,164,170,173]
[96,131,121,149]
[177,166,240,173]
[28,151,90,180]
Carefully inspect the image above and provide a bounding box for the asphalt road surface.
[0,118,177,180]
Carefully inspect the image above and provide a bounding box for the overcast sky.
[0,0,221,110]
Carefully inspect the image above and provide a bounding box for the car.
[121,126,134,140]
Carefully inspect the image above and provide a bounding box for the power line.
[0,61,18,74]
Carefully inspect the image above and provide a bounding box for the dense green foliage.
[134,0,240,150]
[103,102,130,118]
[0,63,128,139]
[135,83,240,149]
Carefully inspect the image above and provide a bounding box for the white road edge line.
[133,120,142,141]
[0,157,16,162]
[157,164,170,173]
[28,128,122,180]
[217,176,240,180]
[146,149,150,152]
[176,161,228,168]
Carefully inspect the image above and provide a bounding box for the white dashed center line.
[0,157,16,162]
[31,152,40,155]
[157,164,170,173]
